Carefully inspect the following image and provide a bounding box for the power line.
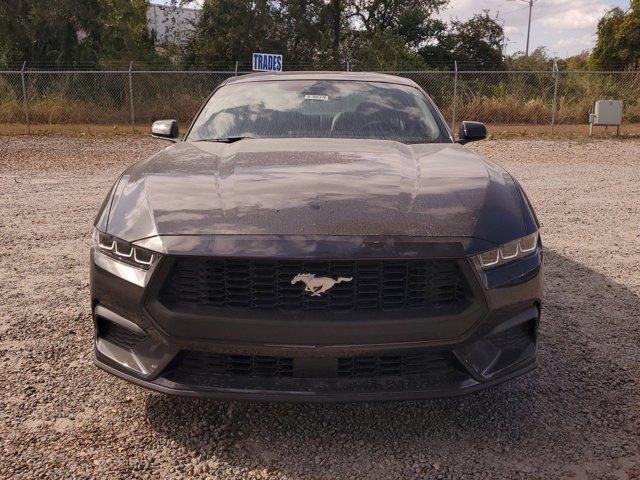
[525,0,608,22]
[501,4,531,16]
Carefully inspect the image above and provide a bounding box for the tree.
[95,0,156,63]
[563,51,589,71]
[185,0,381,68]
[393,11,447,51]
[184,0,286,67]
[326,0,345,64]
[437,11,504,69]
[505,46,553,71]
[346,0,447,35]
[0,0,514,70]
[415,20,453,67]
[0,0,157,67]
[349,29,427,70]
[590,1,640,70]
[0,0,101,65]
[342,0,449,69]
[279,0,332,65]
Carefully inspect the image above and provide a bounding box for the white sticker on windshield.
[304,94,328,101]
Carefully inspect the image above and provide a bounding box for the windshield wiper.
[194,136,255,143]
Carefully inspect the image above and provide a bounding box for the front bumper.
[90,237,543,402]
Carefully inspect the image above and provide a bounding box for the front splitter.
[94,355,537,403]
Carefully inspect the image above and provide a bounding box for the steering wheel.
[361,119,401,135]
[330,111,345,133]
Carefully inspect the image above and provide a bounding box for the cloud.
[440,0,619,57]
[537,4,611,29]
[553,33,597,50]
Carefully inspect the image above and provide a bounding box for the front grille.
[160,258,471,312]
[97,318,146,349]
[163,350,459,380]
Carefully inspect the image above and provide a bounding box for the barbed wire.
[1,60,639,73]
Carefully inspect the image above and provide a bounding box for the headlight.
[92,228,159,271]
[474,232,539,270]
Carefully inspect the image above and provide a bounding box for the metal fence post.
[128,61,135,133]
[551,59,559,133]
[346,60,350,72]
[20,61,30,134]
[451,61,458,132]
[235,61,238,76]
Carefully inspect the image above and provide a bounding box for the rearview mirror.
[457,121,487,144]
[151,120,179,141]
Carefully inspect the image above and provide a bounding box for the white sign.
[252,53,283,72]
[304,94,328,101]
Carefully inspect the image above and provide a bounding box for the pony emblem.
[291,273,353,296]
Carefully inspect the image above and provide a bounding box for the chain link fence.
[1,66,639,133]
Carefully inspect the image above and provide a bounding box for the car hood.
[103,138,525,245]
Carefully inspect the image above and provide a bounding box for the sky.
[162,0,631,59]
[441,0,630,57]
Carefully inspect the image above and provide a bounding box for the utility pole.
[507,0,536,56]
[525,0,533,56]
[551,58,559,133]
[502,39,514,56]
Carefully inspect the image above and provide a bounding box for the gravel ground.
[1,136,639,479]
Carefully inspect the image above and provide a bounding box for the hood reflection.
[106,138,524,243]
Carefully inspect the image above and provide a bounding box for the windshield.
[187,80,449,143]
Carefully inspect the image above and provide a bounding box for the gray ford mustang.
[90,72,543,402]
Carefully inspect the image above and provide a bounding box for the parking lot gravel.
[1,135,639,479]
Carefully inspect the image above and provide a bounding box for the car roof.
[223,71,420,88]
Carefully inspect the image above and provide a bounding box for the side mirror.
[457,121,487,144]
[151,119,179,141]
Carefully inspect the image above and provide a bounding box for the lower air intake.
[97,318,146,349]
[337,352,456,378]
[163,350,460,380]
[167,351,295,378]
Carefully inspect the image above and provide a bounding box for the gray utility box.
[589,100,623,135]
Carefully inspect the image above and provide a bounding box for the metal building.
[147,3,200,46]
